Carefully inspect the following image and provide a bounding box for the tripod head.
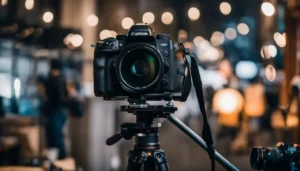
[106,100,177,146]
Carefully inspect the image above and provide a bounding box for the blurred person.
[44,59,68,159]
[66,81,84,118]
[231,75,266,153]
[218,59,239,89]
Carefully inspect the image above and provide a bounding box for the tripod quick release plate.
[121,103,178,118]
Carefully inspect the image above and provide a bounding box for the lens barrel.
[117,43,164,93]
[250,143,300,171]
[250,147,264,170]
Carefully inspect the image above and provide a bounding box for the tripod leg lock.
[153,150,167,164]
[153,150,170,171]
[127,150,148,163]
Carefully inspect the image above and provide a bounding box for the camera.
[93,24,186,101]
[250,142,300,171]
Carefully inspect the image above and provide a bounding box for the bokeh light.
[261,45,277,59]
[142,12,155,24]
[110,30,117,38]
[197,41,220,62]
[272,111,299,129]
[265,65,276,81]
[64,34,83,48]
[64,34,73,45]
[213,88,244,115]
[210,31,225,46]
[235,61,258,79]
[273,32,286,47]
[1,0,7,6]
[237,23,249,35]
[86,14,99,27]
[196,39,210,49]
[188,7,200,21]
[193,36,204,46]
[220,2,231,15]
[161,12,173,25]
[121,17,134,29]
[178,29,188,42]
[287,115,299,128]
[225,28,237,40]
[43,11,54,23]
[268,45,277,57]
[261,2,275,17]
[70,34,83,47]
[25,0,34,10]
[99,29,112,40]
[14,78,21,98]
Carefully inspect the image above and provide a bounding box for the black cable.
[180,45,216,171]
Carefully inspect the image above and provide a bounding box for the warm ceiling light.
[70,34,83,47]
[261,45,277,59]
[265,65,276,81]
[261,2,275,17]
[99,29,111,40]
[161,12,173,25]
[268,45,277,57]
[109,30,117,38]
[121,17,134,29]
[188,7,200,21]
[43,11,54,23]
[25,0,34,10]
[237,23,249,35]
[220,2,231,15]
[87,14,99,27]
[210,31,225,46]
[273,32,286,47]
[142,12,155,24]
[1,0,7,6]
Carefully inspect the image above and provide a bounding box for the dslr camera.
[93,24,187,101]
[251,142,300,171]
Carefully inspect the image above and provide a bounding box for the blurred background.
[0,0,299,171]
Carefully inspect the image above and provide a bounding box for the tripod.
[107,102,175,171]
[106,101,240,171]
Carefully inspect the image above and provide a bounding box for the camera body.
[93,24,184,100]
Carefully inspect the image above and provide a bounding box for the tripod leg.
[126,150,143,171]
[143,159,157,171]
[153,150,170,171]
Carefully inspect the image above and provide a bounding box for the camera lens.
[131,60,150,77]
[250,147,264,170]
[119,48,162,91]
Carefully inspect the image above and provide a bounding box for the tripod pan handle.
[106,134,122,146]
